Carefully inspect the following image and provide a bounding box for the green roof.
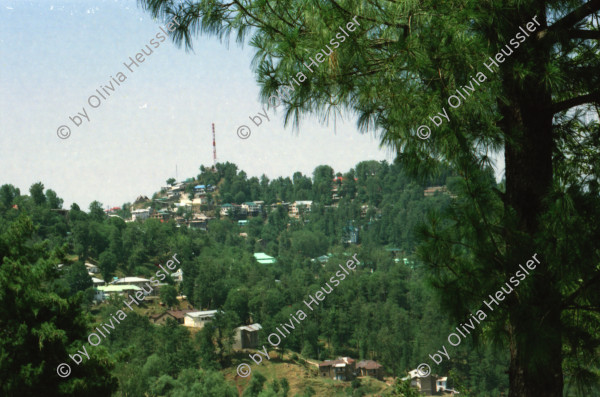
[97,285,142,292]
[254,253,277,264]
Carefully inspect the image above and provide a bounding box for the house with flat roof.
[183,310,220,328]
[254,252,277,264]
[94,285,141,302]
[132,207,151,221]
[241,202,261,215]
[113,277,151,288]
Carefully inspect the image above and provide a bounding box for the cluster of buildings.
[124,180,218,228]
[149,308,263,351]
[219,200,312,219]
[130,206,214,230]
[318,357,385,381]
[219,201,265,217]
[92,271,183,302]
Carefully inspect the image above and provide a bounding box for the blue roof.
[195,185,206,189]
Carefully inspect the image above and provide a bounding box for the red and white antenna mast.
[212,123,217,171]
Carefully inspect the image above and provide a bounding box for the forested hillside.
[0,160,510,396]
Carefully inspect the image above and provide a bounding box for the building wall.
[233,330,259,349]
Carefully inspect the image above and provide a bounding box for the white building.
[131,207,151,221]
[289,200,313,218]
[184,310,219,328]
[113,277,151,288]
[85,262,100,274]
[171,269,183,283]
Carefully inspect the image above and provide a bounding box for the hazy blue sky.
[0,0,500,209]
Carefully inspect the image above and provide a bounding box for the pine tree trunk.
[503,41,563,395]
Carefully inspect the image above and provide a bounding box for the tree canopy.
[139,1,600,396]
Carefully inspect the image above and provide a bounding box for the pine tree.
[0,215,117,396]
[139,1,600,395]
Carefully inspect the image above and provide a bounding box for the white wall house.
[132,207,151,221]
[183,310,219,328]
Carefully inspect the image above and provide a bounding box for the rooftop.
[319,357,355,367]
[236,323,262,332]
[185,310,219,318]
[97,285,142,292]
[254,252,277,264]
[114,277,150,284]
[356,360,383,370]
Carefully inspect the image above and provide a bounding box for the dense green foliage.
[0,160,512,395]
[139,0,600,395]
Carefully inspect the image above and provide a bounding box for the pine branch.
[566,29,600,39]
[552,90,600,113]
[264,0,296,29]
[561,271,600,309]
[326,0,409,30]
[231,0,285,36]
[550,0,600,31]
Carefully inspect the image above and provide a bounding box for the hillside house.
[254,252,277,264]
[94,285,141,302]
[150,309,194,325]
[233,323,262,349]
[406,368,437,395]
[424,186,448,197]
[132,207,151,221]
[289,201,312,218]
[193,194,209,204]
[220,203,238,216]
[241,201,261,215]
[114,277,150,286]
[149,311,177,324]
[85,262,100,275]
[171,269,183,283]
[184,310,219,328]
[356,360,384,380]
[319,357,356,381]
[311,255,330,264]
[436,377,459,394]
[150,209,172,221]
